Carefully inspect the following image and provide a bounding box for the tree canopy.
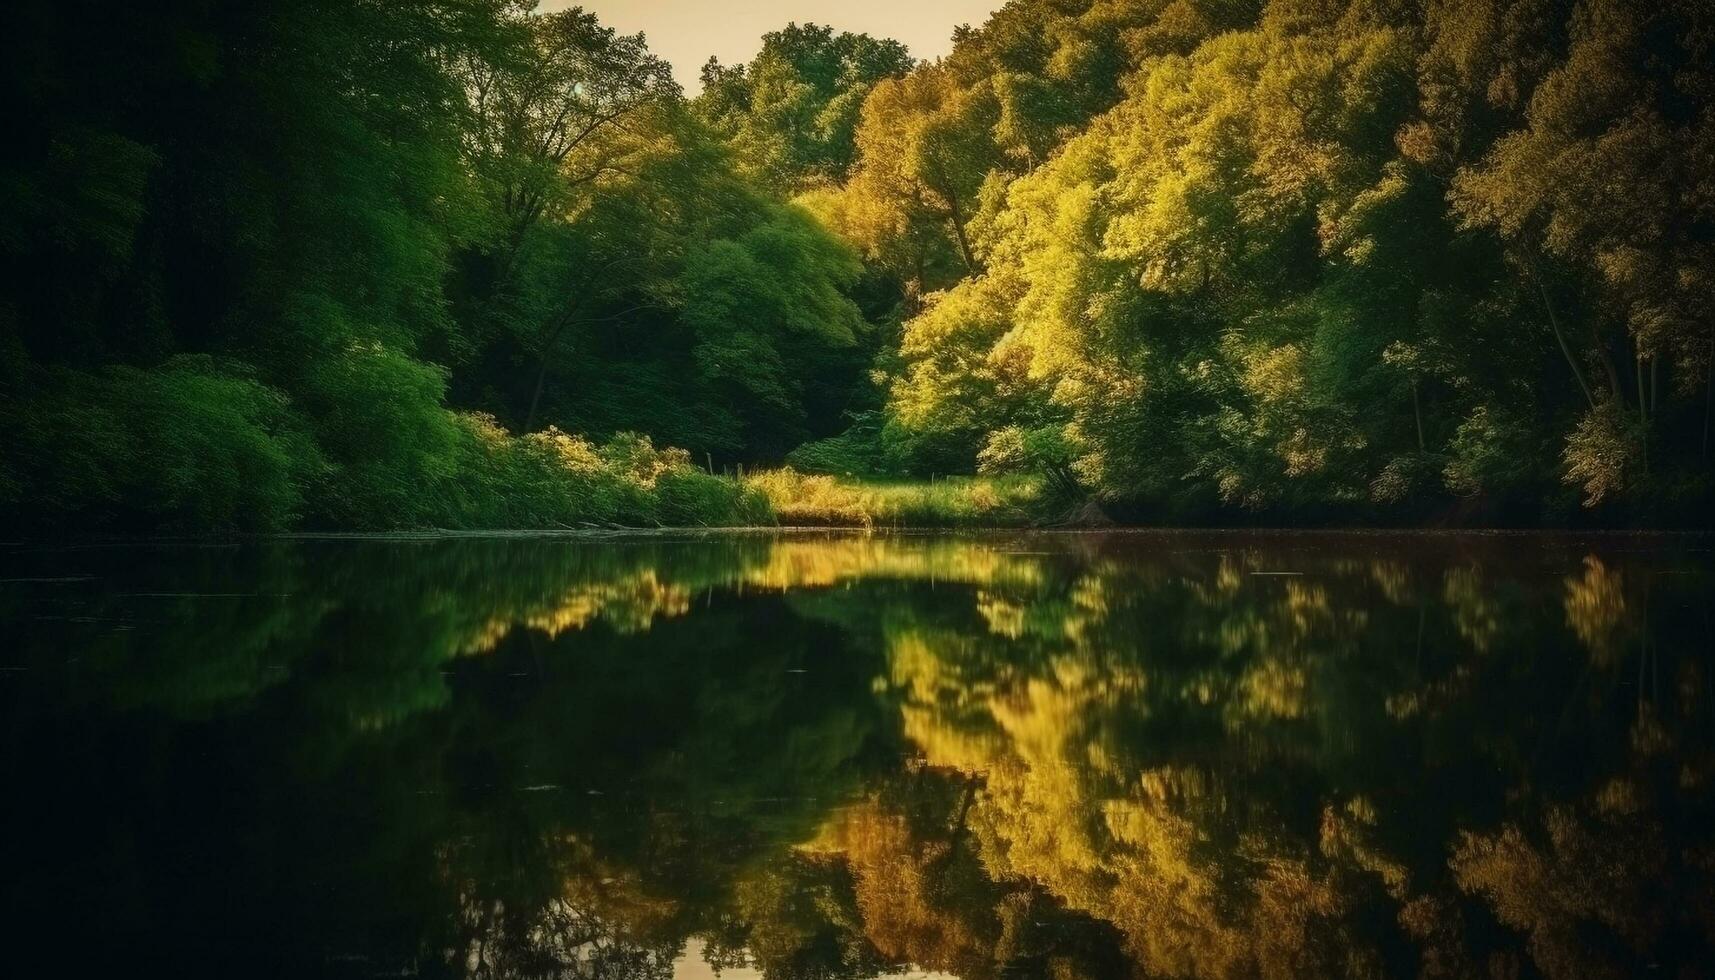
[1,0,1710,532]
[797,0,1713,525]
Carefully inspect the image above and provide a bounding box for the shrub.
[1444,405,1543,500]
[655,468,774,526]
[743,468,874,526]
[744,467,1046,527]
[296,343,462,527]
[1,357,323,533]
[1562,404,1642,507]
[432,417,774,530]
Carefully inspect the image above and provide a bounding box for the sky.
[549,1,1003,91]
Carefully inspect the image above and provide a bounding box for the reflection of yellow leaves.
[1630,704,1670,757]
[1452,803,1670,980]
[1594,778,1641,817]
[1563,556,1629,665]
[1237,658,1307,720]
[462,571,693,652]
[459,537,1047,654]
[529,571,692,636]
[1384,691,1422,719]
[743,539,1042,592]
[1285,580,1332,633]
[1255,860,1348,974]
[1443,566,1499,652]
[1216,559,1244,596]
[1320,797,1408,898]
[977,591,1026,638]
[404,532,1706,978]
[1369,561,1412,604]
[818,797,995,977]
[1397,895,1473,977]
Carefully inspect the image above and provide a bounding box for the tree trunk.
[942,190,979,274]
[1703,339,1712,461]
[1411,379,1426,451]
[524,354,551,434]
[1527,257,1598,411]
[929,778,980,883]
[1650,354,1659,416]
[909,248,927,316]
[523,314,576,434]
[948,779,977,841]
[1634,341,1649,426]
[1598,334,1625,411]
[1637,348,1651,477]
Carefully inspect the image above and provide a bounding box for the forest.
[3,0,1712,533]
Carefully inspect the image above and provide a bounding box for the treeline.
[780,0,1715,525]
[0,1,903,532]
[3,0,1712,532]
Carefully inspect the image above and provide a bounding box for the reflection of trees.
[1562,556,1633,665]
[4,535,1051,727]
[453,893,678,980]
[4,536,908,976]
[4,533,1712,977]
[804,768,1126,980]
[847,536,1714,978]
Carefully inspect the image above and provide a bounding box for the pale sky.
[548,1,1003,91]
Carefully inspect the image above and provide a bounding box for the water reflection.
[2,531,1711,978]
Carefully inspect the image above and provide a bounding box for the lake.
[3,530,1712,978]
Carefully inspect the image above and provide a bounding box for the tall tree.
[696,22,913,192]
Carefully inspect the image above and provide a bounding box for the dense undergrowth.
[0,357,1042,533]
[745,469,1048,528]
[0,359,768,534]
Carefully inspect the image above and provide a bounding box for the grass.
[744,468,1049,528]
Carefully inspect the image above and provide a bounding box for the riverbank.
[742,470,1049,528]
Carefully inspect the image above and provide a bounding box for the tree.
[455,3,676,265]
[848,66,998,279]
[695,23,913,192]
[1449,0,1715,500]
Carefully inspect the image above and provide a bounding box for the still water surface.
[3,531,1713,978]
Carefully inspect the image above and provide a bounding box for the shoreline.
[6,524,1713,549]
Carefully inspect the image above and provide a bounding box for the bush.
[784,413,911,477]
[744,467,1047,527]
[655,468,774,527]
[1,366,776,535]
[295,343,463,527]
[744,468,875,526]
[430,417,774,530]
[1,357,323,533]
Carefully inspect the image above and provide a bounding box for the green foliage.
[745,468,1047,527]
[295,343,463,527]
[436,416,773,530]
[810,0,1714,526]
[780,406,930,475]
[449,76,878,465]
[1,358,322,531]
[677,205,866,456]
[1443,405,1543,501]
[696,23,913,191]
[1,0,878,534]
[976,425,1073,479]
[785,423,895,478]
[3,0,1712,532]
[1563,403,1644,508]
